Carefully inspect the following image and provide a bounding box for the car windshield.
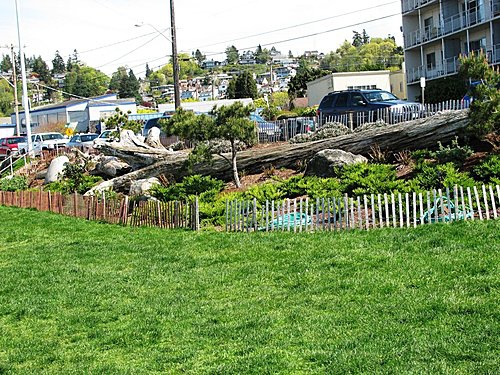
[81,134,98,142]
[41,133,64,141]
[364,91,399,102]
[7,137,26,144]
[99,131,111,138]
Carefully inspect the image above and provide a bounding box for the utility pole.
[10,45,20,136]
[169,0,181,109]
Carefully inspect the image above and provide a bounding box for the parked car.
[18,132,69,155]
[280,117,316,140]
[66,133,99,150]
[0,136,27,158]
[317,89,423,126]
[250,113,281,141]
[93,129,117,148]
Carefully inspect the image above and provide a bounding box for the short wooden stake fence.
[0,190,200,230]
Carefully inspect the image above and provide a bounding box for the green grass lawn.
[0,206,498,374]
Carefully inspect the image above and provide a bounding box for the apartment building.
[401,0,500,100]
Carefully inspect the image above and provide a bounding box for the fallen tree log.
[88,110,469,194]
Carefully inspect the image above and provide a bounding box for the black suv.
[317,89,422,125]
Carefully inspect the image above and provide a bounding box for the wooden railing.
[0,190,200,230]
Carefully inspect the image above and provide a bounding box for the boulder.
[129,177,161,197]
[304,149,367,178]
[44,155,70,184]
[91,156,131,179]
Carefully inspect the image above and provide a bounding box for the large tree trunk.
[88,110,469,194]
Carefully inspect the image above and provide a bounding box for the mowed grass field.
[0,206,498,374]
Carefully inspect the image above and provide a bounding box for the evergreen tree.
[51,50,66,75]
[145,63,152,78]
[255,45,270,64]
[66,56,74,72]
[352,30,363,47]
[231,71,257,99]
[31,56,51,83]
[194,49,205,65]
[0,54,12,73]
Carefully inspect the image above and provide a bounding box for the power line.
[203,12,401,58]
[78,30,160,55]
[96,32,164,69]
[190,1,399,51]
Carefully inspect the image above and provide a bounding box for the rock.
[129,177,161,197]
[35,169,48,180]
[44,156,70,184]
[304,149,367,178]
[91,156,131,179]
[145,127,165,149]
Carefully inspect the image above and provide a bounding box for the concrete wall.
[307,71,393,106]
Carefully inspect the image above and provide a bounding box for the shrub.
[431,137,473,165]
[473,154,500,184]
[150,175,224,202]
[243,183,284,204]
[411,162,476,190]
[338,163,408,196]
[0,176,28,192]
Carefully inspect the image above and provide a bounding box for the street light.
[14,0,33,153]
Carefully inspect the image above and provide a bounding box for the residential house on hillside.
[401,0,500,100]
[239,51,257,65]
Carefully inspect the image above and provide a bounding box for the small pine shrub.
[150,175,224,202]
[473,154,500,184]
[431,137,473,165]
[411,162,476,190]
[338,163,408,196]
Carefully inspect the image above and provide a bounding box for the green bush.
[431,137,473,165]
[0,176,28,192]
[243,183,284,204]
[411,162,476,190]
[338,163,407,196]
[473,154,500,184]
[150,175,224,202]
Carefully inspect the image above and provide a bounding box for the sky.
[0,0,404,78]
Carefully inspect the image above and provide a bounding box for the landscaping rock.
[129,177,161,197]
[91,156,131,179]
[44,156,69,184]
[304,149,367,178]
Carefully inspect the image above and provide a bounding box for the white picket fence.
[257,99,471,143]
[225,184,499,232]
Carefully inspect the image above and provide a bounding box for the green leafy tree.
[288,60,327,102]
[161,102,256,187]
[0,79,14,116]
[64,65,110,98]
[459,51,500,145]
[110,68,141,103]
[51,50,66,75]
[225,45,239,64]
[31,56,52,83]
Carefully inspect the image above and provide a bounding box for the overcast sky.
[0,0,404,77]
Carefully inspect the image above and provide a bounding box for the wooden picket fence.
[225,184,500,232]
[0,190,200,230]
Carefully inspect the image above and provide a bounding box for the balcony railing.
[402,0,437,14]
[406,45,499,84]
[404,5,490,49]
